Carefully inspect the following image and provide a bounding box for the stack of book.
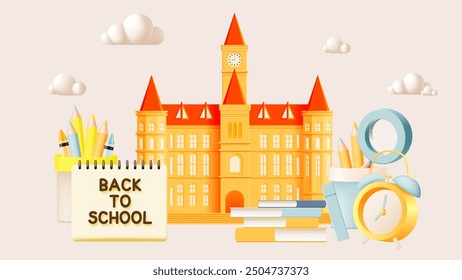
[230,200,327,242]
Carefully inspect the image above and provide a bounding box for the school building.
[135,15,333,219]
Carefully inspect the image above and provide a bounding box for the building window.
[203,134,210,148]
[274,195,280,200]
[326,137,331,150]
[159,122,165,132]
[287,184,293,193]
[160,137,165,150]
[315,138,321,150]
[189,195,196,206]
[274,184,280,193]
[261,184,267,193]
[149,137,154,150]
[169,157,173,175]
[190,184,196,193]
[285,134,293,148]
[260,134,267,148]
[286,154,293,176]
[148,122,155,132]
[139,123,144,132]
[296,134,300,149]
[305,138,310,150]
[230,156,240,173]
[296,188,300,200]
[159,154,165,164]
[286,195,293,200]
[190,134,197,148]
[305,123,310,132]
[139,138,143,149]
[315,122,321,132]
[273,135,280,148]
[177,134,184,148]
[177,195,183,206]
[190,154,196,176]
[178,154,184,175]
[203,154,210,176]
[169,134,173,149]
[203,195,209,206]
[149,155,154,162]
[260,154,267,176]
[203,184,209,193]
[326,123,331,132]
[315,155,321,177]
[177,184,184,206]
[273,154,280,176]
[326,155,331,177]
[296,157,300,176]
[260,195,267,201]
[305,155,310,176]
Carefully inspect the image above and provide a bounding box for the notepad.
[71,160,167,241]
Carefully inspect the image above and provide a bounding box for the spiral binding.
[77,160,161,170]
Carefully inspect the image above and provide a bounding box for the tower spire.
[140,76,163,111]
[224,14,245,45]
[223,70,246,104]
[307,76,329,111]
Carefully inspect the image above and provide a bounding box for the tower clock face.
[227,53,242,67]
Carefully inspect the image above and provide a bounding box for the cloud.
[101,14,164,45]
[49,73,86,96]
[323,37,351,54]
[388,73,438,96]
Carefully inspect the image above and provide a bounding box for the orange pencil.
[58,130,71,157]
[92,120,108,157]
[350,122,364,168]
[338,138,352,168]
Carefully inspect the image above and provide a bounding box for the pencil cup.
[54,154,117,223]
[326,167,387,229]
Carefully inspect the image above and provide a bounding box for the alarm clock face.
[354,182,418,242]
[227,53,242,67]
[363,190,402,235]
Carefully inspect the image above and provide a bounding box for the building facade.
[136,15,333,214]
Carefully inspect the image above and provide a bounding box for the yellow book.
[235,227,327,242]
[243,218,319,228]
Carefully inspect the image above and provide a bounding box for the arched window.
[159,122,165,132]
[261,184,267,193]
[148,122,155,132]
[160,137,165,150]
[305,123,310,132]
[273,154,280,176]
[326,137,331,149]
[149,137,154,150]
[315,122,321,132]
[177,154,184,175]
[286,154,293,176]
[203,154,210,176]
[315,138,321,150]
[139,123,144,132]
[326,123,331,132]
[230,156,240,173]
[260,154,267,176]
[190,154,196,176]
[274,184,280,193]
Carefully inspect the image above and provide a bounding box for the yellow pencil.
[350,122,364,168]
[338,138,352,168]
[71,106,85,155]
[83,114,98,157]
[58,130,71,157]
[92,120,108,157]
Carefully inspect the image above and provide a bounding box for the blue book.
[322,183,349,241]
[230,207,322,218]
[258,200,326,208]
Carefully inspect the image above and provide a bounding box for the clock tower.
[221,14,248,102]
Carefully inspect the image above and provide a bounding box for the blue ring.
[358,109,412,164]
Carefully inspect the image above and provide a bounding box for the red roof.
[224,14,245,45]
[250,103,308,125]
[223,71,246,104]
[140,76,163,111]
[307,76,329,111]
[164,103,220,125]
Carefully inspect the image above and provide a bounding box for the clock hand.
[382,194,388,209]
[374,213,382,221]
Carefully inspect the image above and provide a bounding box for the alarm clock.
[353,150,421,248]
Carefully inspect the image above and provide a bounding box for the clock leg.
[393,237,401,249]
[361,237,369,245]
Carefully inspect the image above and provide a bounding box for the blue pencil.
[102,133,115,157]
[67,121,81,157]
